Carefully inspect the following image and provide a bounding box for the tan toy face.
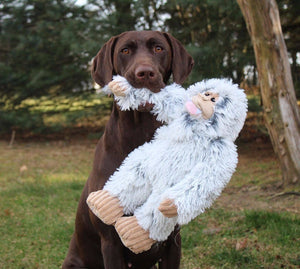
[192,91,219,119]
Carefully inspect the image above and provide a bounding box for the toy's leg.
[88,146,153,226]
[86,190,124,225]
[134,193,178,242]
[87,159,152,224]
[103,158,153,215]
[115,216,156,254]
[114,193,178,254]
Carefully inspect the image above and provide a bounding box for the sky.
[75,0,87,5]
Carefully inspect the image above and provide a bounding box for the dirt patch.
[215,140,300,214]
[216,189,299,214]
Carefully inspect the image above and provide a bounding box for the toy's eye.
[154,46,163,53]
[211,97,216,102]
[121,48,130,54]
[205,92,210,96]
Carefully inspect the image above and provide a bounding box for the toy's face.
[187,91,219,119]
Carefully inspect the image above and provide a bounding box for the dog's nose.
[135,65,156,81]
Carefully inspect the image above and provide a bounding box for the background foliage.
[0,0,299,135]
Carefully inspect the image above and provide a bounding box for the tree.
[0,0,100,104]
[278,0,300,98]
[2,0,298,105]
[237,0,300,185]
[160,0,256,84]
[86,0,137,36]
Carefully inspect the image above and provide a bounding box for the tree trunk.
[237,0,300,185]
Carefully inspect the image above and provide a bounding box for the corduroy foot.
[86,190,124,225]
[115,216,156,254]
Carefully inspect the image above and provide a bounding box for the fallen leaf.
[202,227,221,235]
[20,165,28,173]
[4,209,13,216]
[236,238,248,251]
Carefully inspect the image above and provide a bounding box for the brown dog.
[63,31,194,269]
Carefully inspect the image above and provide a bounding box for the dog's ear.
[163,33,194,85]
[91,36,119,87]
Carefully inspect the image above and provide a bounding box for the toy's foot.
[86,190,124,225]
[115,216,156,254]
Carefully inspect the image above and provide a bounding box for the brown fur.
[62,31,194,269]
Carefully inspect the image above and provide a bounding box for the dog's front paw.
[115,216,156,254]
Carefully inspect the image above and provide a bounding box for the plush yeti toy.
[87,76,247,254]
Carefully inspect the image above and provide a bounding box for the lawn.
[0,139,299,268]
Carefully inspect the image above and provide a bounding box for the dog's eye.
[154,46,163,53]
[211,97,216,102]
[121,48,130,55]
[205,92,210,96]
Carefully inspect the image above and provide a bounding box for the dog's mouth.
[137,102,154,112]
[132,81,164,94]
[125,71,165,94]
[131,81,163,112]
[122,71,165,112]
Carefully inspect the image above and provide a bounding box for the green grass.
[0,140,299,268]
[180,209,299,268]
[0,141,93,268]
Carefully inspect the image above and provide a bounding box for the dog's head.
[92,31,194,94]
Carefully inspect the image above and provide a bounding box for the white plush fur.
[103,76,248,241]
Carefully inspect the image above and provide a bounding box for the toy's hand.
[158,199,178,218]
[108,80,127,97]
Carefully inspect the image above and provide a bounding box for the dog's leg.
[63,187,105,269]
[101,233,127,269]
[62,236,86,269]
[158,226,181,269]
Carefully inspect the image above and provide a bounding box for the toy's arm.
[108,76,151,110]
[108,76,187,123]
[160,140,237,225]
[148,84,187,123]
